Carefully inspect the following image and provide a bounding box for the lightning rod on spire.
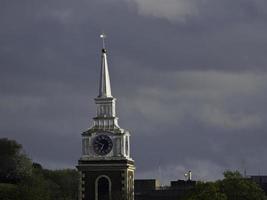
[100,33,107,49]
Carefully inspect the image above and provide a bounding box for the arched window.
[95,175,112,200]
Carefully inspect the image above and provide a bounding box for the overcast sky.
[1,0,267,184]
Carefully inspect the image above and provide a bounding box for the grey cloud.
[118,69,267,180]
[129,0,267,22]
[128,0,199,22]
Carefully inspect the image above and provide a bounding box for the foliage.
[219,171,267,200]
[16,174,52,200]
[42,169,79,200]
[185,182,227,200]
[0,138,79,200]
[16,165,79,200]
[184,170,267,200]
[0,183,19,200]
[0,138,32,183]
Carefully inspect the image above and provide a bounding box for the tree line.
[183,171,267,200]
[1,137,267,200]
[0,138,79,200]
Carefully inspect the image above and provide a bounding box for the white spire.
[98,47,112,98]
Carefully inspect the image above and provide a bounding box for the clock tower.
[77,41,135,200]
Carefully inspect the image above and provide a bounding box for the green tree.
[184,171,267,200]
[0,138,32,183]
[185,182,227,200]
[42,169,79,200]
[0,183,19,200]
[17,176,51,200]
[219,171,267,200]
[0,138,79,200]
[16,164,62,200]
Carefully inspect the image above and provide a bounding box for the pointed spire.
[98,34,112,98]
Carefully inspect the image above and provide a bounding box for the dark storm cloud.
[1,0,267,183]
[118,69,267,181]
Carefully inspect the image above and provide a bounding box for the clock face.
[93,134,113,155]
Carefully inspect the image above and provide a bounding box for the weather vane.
[100,33,107,49]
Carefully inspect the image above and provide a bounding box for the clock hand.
[100,144,104,151]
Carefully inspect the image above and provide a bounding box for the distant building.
[135,175,267,200]
[135,179,160,193]
[135,179,196,200]
[249,176,267,194]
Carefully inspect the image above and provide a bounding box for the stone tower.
[77,42,135,200]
